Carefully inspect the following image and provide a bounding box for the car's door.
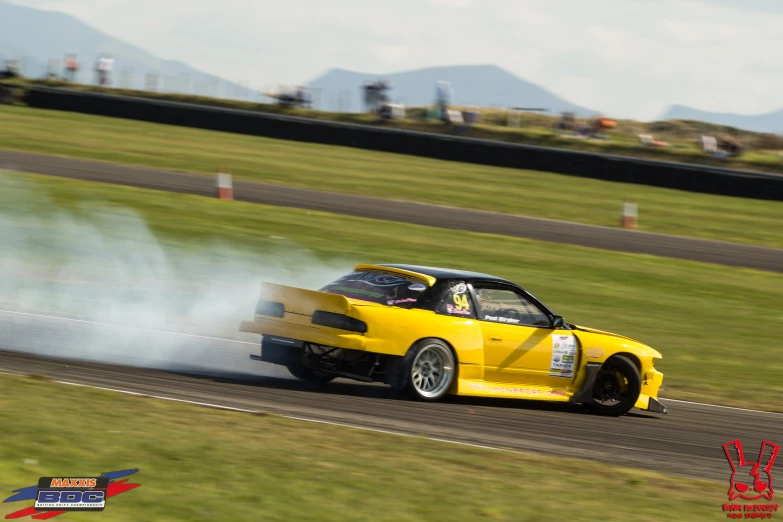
[471,282,577,386]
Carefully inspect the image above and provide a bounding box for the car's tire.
[391,338,456,401]
[286,362,335,384]
[582,355,641,417]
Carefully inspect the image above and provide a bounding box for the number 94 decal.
[453,294,470,311]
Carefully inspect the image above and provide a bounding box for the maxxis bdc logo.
[3,469,140,519]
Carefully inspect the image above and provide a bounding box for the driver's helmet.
[476,289,500,312]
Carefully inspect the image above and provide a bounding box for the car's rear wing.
[256,281,355,317]
[240,281,373,337]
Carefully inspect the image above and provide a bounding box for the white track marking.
[2,309,782,416]
[41,378,523,455]
[0,309,257,346]
[1,370,512,450]
[425,438,508,451]
[56,380,261,413]
[658,398,783,416]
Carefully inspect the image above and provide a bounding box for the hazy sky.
[8,0,783,120]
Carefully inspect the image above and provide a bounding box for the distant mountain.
[661,105,783,134]
[0,0,258,100]
[307,64,594,115]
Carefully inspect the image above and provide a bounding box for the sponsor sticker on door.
[550,335,576,378]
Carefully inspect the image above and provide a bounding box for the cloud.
[428,0,475,8]
[370,44,411,66]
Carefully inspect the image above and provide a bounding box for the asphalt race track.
[2,309,782,483]
[2,150,782,484]
[2,150,782,273]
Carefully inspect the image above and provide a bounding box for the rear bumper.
[239,319,366,351]
[251,335,304,366]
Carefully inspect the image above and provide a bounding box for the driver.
[476,289,502,316]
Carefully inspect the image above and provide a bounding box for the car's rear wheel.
[391,339,456,401]
[286,362,335,384]
[583,355,641,416]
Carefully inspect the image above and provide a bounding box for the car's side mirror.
[551,315,565,329]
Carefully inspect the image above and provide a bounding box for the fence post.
[622,198,638,228]
[216,168,233,200]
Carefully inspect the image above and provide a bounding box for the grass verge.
[1,171,782,410]
[2,105,782,248]
[0,374,725,521]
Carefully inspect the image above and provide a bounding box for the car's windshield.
[320,270,429,308]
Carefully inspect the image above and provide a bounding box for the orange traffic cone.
[622,198,638,228]
[216,168,233,200]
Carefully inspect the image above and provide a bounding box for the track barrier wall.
[23,86,783,201]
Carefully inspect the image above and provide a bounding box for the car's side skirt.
[455,378,573,402]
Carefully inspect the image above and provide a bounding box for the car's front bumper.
[646,397,668,414]
[636,367,666,413]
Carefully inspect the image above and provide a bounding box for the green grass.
[0,374,725,521]
[2,171,782,410]
[2,105,783,248]
[8,78,783,174]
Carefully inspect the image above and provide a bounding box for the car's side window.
[473,286,551,327]
[436,280,476,318]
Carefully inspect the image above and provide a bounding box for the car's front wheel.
[391,339,456,401]
[583,355,641,416]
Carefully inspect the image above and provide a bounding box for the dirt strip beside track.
[2,150,782,273]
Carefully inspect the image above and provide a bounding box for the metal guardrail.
[22,86,783,200]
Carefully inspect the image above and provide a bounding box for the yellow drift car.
[240,264,667,416]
